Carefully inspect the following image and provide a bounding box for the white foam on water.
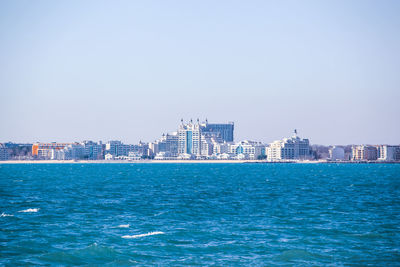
[122,231,165,239]
[117,224,130,228]
[0,212,14,217]
[153,211,166,217]
[18,208,40,213]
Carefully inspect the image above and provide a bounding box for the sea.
[1,163,399,266]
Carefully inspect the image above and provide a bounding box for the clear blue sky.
[1,0,399,145]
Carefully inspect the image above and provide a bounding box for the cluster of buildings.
[351,145,400,161]
[26,120,313,161]
[0,119,399,162]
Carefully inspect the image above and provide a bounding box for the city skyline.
[0,118,399,146]
[1,1,399,145]
[2,118,399,162]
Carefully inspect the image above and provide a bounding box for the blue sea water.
[1,163,400,266]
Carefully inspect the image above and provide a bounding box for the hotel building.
[228,140,264,160]
[201,120,234,142]
[351,145,378,161]
[266,130,311,161]
[178,120,202,156]
[376,145,400,161]
[32,143,72,156]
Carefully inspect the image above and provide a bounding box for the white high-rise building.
[178,120,202,156]
[266,130,311,161]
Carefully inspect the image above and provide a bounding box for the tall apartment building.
[201,120,234,142]
[266,130,311,161]
[351,145,378,161]
[0,144,9,161]
[150,133,179,157]
[177,119,234,157]
[376,145,400,161]
[178,120,202,155]
[81,141,103,160]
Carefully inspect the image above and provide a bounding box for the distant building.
[351,145,378,161]
[150,132,179,157]
[266,130,311,161]
[105,141,125,156]
[127,151,142,160]
[37,148,56,160]
[178,120,202,156]
[32,143,72,157]
[201,120,234,142]
[81,141,103,160]
[105,153,114,160]
[177,119,234,157]
[64,144,85,160]
[0,144,10,161]
[154,151,176,160]
[329,146,345,161]
[213,142,229,155]
[105,141,145,157]
[377,145,400,161]
[32,141,103,160]
[229,140,264,160]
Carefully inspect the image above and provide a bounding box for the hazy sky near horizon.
[1,0,399,145]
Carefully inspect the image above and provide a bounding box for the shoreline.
[0,160,399,164]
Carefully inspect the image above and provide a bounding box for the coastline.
[0,160,399,164]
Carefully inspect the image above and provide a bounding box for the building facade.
[201,120,234,142]
[32,143,72,156]
[376,145,400,161]
[351,145,378,161]
[329,146,345,161]
[178,120,202,156]
[150,133,179,157]
[229,140,264,160]
[266,130,311,161]
[0,144,10,161]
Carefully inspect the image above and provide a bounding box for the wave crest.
[18,208,40,213]
[122,231,165,239]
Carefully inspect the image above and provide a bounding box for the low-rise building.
[32,143,72,157]
[229,140,264,160]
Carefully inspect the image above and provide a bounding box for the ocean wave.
[121,231,165,239]
[0,212,14,217]
[117,224,130,228]
[18,208,40,213]
[154,211,167,217]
